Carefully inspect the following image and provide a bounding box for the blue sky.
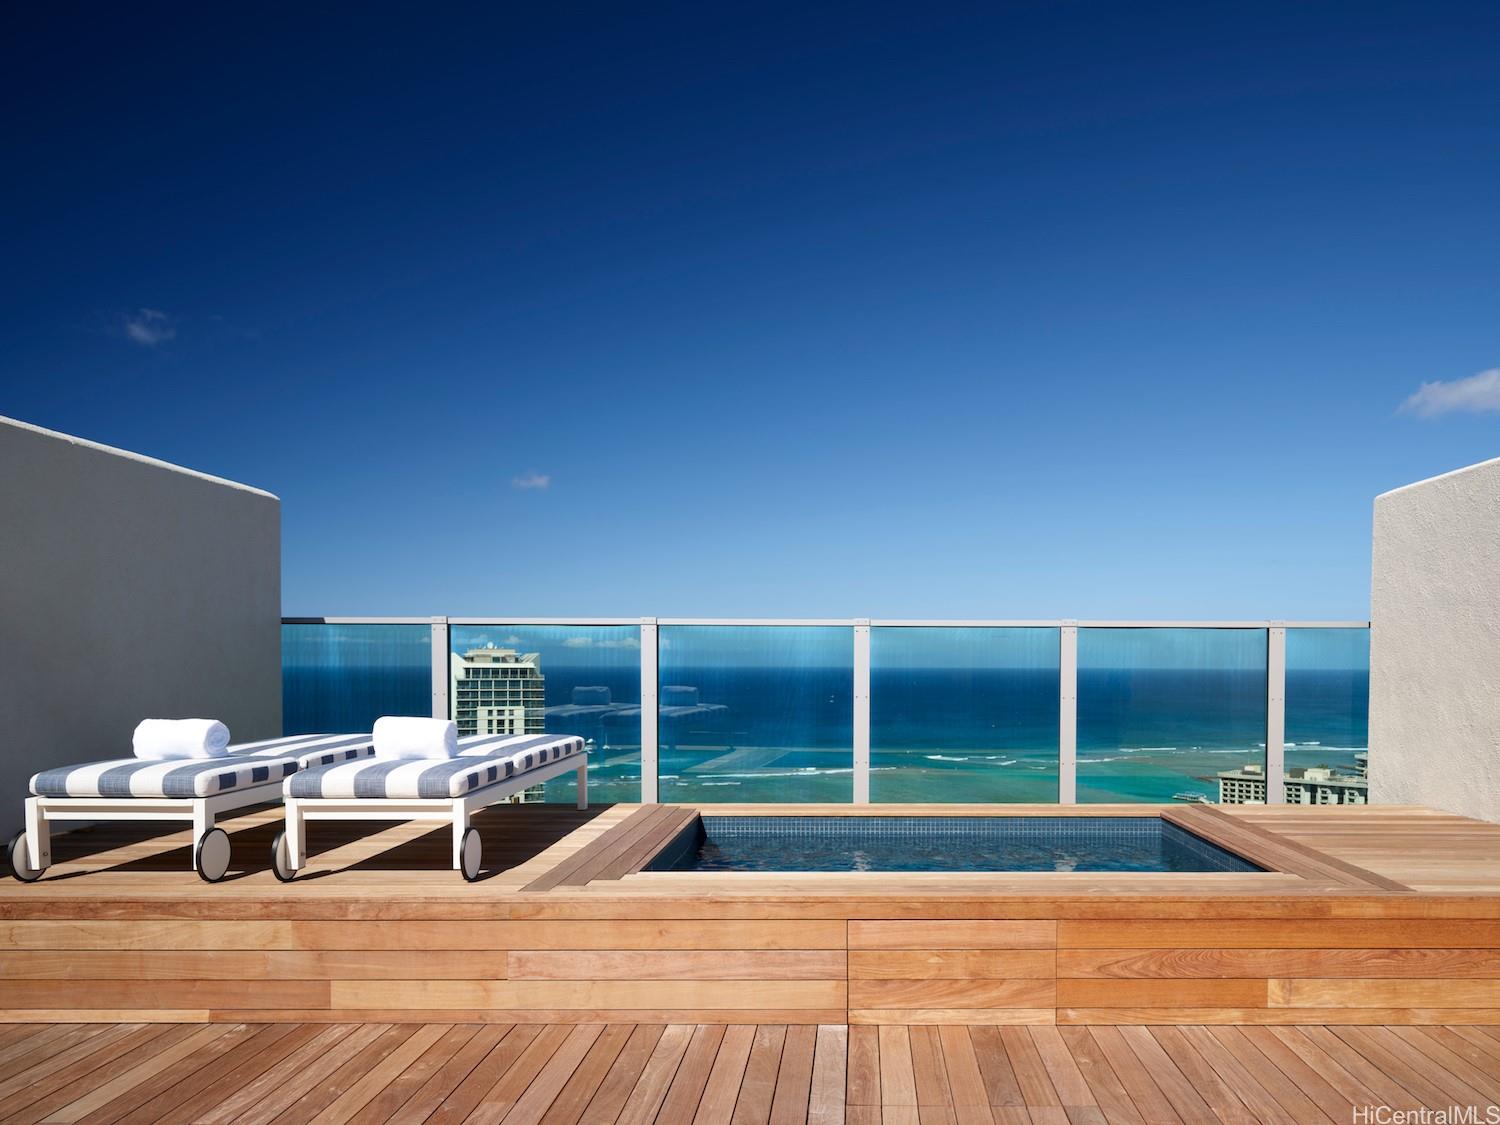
[3,2,1497,619]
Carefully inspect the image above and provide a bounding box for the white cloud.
[562,636,641,649]
[1401,369,1500,418]
[512,471,551,490]
[123,308,176,347]
[458,633,527,648]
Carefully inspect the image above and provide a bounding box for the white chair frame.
[281,751,589,874]
[20,783,284,875]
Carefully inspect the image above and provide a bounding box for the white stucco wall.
[1369,456,1500,821]
[0,417,282,839]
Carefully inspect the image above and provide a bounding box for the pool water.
[645,816,1264,874]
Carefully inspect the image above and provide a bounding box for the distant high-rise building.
[1217,761,1368,805]
[450,646,544,737]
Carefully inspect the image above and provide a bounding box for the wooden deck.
[4,803,1500,1026]
[3,1019,1499,1123]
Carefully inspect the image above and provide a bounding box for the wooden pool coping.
[518,804,1417,895]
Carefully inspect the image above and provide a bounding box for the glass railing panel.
[1077,627,1267,804]
[1284,627,1369,804]
[870,627,1060,802]
[449,624,642,803]
[657,625,853,802]
[282,623,431,735]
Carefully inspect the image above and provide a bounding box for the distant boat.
[1171,791,1210,803]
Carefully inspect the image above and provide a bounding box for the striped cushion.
[287,755,512,799]
[31,757,298,799]
[494,734,586,775]
[454,733,585,764]
[230,733,375,769]
[454,732,559,757]
[287,734,587,800]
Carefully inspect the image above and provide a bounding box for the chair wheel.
[7,830,43,883]
[195,828,231,883]
[460,826,482,882]
[271,829,296,883]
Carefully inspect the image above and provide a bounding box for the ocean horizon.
[284,661,1367,805]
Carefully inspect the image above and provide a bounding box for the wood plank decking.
[1,1019,1497,1123]
[4,804,1500,1026]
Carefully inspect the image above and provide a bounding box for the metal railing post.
[640,618,659,804]
[1059,624,1078,804]
[853,621,871,804]
[1267,625,1287,805]
[430,617,449,720]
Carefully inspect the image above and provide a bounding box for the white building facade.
[1217,762,1368,805]
[450,646,545,737]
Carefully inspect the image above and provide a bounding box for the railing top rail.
[284,616,1371,628]
[283,616,436,625]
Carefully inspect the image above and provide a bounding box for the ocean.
[282,664,1368,805]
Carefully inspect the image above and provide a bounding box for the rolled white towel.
[373,716,459,760]
[133,718,232,760]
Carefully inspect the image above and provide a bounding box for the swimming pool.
[645,815,1264,874]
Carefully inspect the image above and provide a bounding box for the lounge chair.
[272,731,588,882]
[9,732,375,884]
